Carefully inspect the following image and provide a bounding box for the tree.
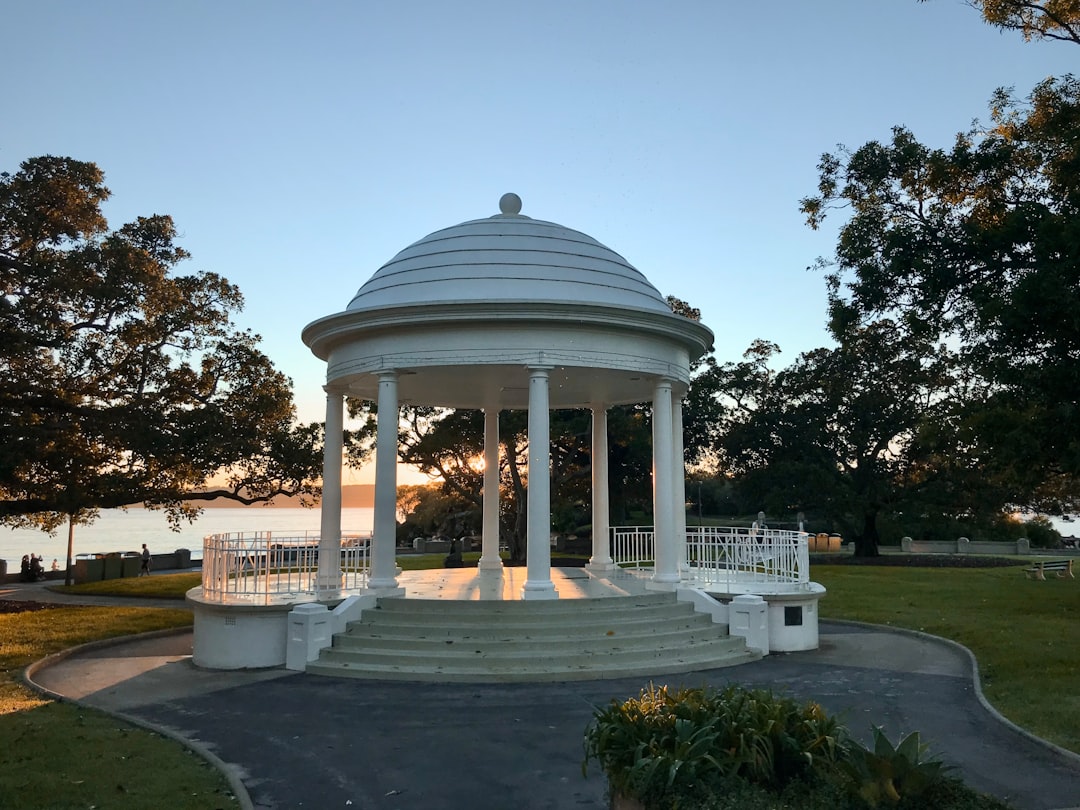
[713,327,959,557]
[800,76,1080,517]
[924,0,1080,46]
[1,156,322,580]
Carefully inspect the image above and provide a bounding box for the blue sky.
[5,1,1075,483]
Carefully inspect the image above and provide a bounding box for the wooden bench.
[1023,559,1075,580]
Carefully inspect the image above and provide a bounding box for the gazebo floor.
[394,564,654,601]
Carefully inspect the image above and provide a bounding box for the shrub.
[1022,516,1062,548]
[583,684,1015,809]
[582,683,847,806]
[839,726,952,807]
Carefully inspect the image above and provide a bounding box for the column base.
[367,576,402,592]
[646,578,680,592]
[478,557,504,572]
[315,573,343,590]
[585,560,617,574]
[521,581,559,600]
[364,584,405,597]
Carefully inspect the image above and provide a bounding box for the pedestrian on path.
[140,544,151,576]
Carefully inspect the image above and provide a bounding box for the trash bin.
[103,553,122,579]
[175,548,192,568]
[0,559,7,579]
[75,555,105,583]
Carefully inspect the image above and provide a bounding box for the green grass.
[814,562,1080,754]
[0,605,237,808]
[52,571,201,599]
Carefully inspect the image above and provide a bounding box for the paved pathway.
[9,580,1080,810]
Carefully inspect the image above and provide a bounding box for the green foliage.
[1020,515,1062,547]
[394,482,480,541]
[839,726,953,807]
[0,156,323,533]
[800,76,1080,515]
[583,681,1013,809]
[582,683,847,806]
[933,0,1080,46]
[710,328,962,557]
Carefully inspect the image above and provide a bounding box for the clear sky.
[5,1,1075,485]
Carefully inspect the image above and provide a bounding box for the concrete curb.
[826,618,1080,775]
[22,627,255,810]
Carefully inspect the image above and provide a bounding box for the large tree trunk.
[853,510,881,558]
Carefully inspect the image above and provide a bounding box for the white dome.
[347,196,671,314]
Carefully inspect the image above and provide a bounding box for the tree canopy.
[927,0,1080,45]
[800,75,1080,518]
[707,328,966,556]
[0,156,323,534]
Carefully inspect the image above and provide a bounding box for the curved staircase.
[305,591,758,682]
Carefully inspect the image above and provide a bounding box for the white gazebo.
[187,194,823,673]
[301,192,713,599]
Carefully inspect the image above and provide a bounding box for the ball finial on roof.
[499,192,522,215]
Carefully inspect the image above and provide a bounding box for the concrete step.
[328,626,743,660]
[306,645,758,684]
[372,591,676,616]
[306,591,758,683]
[332,625,728,654]
[343,608,716,635]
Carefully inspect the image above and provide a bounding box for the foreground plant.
[583,683,1013,810]
[582,683,847,806]
[839,726,952,807]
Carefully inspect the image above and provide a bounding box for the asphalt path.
[9,578,1080,810]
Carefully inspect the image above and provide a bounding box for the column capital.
[376,369,399,382]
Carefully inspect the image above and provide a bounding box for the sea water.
[0,507,375,567]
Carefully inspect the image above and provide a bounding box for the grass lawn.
[813,561,1080,754]
[0,604,237,809]
[52,571,201,599]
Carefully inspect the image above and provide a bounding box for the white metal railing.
[610,525,810,589]
[201,531,371,604]
[609,526,657,568]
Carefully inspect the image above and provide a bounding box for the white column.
[586,403,614,572]
[650,377,679,588]
[317,388,344,588]
[673,394,688,574]
[523,365,557,599]
[368,371,402,592]
[479,406,503,572]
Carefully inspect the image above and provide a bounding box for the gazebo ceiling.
[303,195,713,411]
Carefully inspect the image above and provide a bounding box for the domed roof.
[346,194,671,314]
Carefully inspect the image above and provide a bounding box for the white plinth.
[729,594,769,655]
[188,590,295,669]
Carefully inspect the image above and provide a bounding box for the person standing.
[140,544,151,576]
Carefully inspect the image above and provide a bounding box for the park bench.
[1023,559,1075,581]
